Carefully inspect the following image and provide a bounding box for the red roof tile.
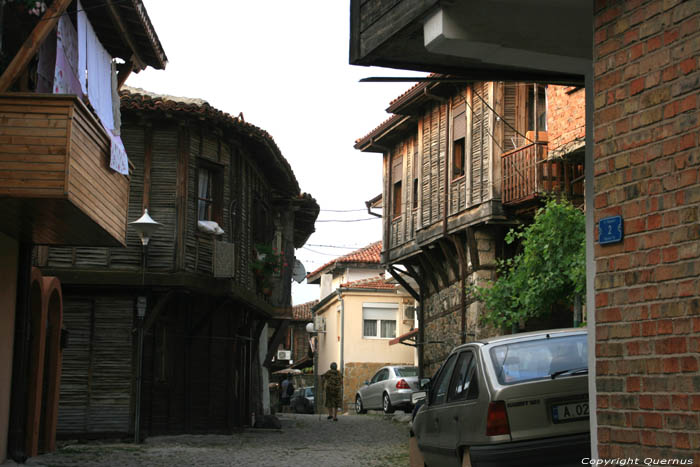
[292,300,318,320]
[340,275,395,290]
[306,241,382,281]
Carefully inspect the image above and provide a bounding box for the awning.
[389,328,419,347]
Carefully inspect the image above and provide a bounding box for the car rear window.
[395,367,418,377]
[489,334,588,385]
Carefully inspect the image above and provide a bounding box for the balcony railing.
[501,142,584,206]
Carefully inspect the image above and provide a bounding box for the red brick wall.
[593,0,699,461]
[547,85,586,152]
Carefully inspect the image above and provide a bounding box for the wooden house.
[355,78,584,375]
[37,88,319,439]
[0,0,166,461]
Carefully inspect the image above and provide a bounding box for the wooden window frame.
[452,137,465,180]
[196,160,224,224]
[392,180,402,219]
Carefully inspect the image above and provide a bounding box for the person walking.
[323,362,342,421]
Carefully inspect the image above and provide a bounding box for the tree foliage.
[472,198,585,328]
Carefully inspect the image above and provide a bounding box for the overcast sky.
[126,1,424,305]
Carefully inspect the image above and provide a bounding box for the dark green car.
[412,328,590,467]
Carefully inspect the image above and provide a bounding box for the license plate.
[552,401,589,423]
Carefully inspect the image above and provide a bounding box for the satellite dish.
[292,259,306,283]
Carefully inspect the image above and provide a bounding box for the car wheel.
[383,393,394,414]
[355,396,366,414]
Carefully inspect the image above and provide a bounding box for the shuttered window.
[363,305,398,339]
[391,151,403,218]
[452,108,466,179]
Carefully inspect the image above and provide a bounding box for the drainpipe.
[337,289,345,412]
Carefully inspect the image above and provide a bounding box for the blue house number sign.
[599,216,623,245]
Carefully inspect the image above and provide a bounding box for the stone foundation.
[342,362,394,413]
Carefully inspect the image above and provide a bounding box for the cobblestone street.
[10,413,411,467]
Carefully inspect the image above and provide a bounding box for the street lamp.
[129,209,161,444]
[129,209,162,247]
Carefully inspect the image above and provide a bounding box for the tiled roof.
[292,300,318,320]
[120,86,300,195]
[340,275,396,290]
[306,241,382,281]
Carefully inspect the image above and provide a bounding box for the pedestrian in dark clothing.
[323,362,342,421]
[280,375,294,412]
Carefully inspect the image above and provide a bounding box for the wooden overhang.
[291,193,319,249]
[120,88,302,198]
[354,114,415,153]
[82,0,168,71]
[349,0,590,86]
[0,93,130,246]
[389,327,418,346]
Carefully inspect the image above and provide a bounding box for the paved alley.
[13,413,411,467]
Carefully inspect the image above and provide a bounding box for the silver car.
[355,365,419,414]
[412,328,590,467]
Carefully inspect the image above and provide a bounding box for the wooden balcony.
[0,94,129,246]
[501,142,584,206]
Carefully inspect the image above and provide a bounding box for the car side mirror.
[364,380,370,386]
[419,377,431,390]
[411,391,426,405]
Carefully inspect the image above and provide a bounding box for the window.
[391,150,403,218]
[392,181,402,218]
[430,352,458,405]
[527,84,547,133]
[197,163,223,223]
[452,138,465,179]
[489,333,588,385]
[447,351,478,402]
[412,148,419,210]
[452,109,466,179]
[362,305,397,339]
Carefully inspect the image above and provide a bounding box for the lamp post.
[129,209,161,444]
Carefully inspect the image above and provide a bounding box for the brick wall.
[593,0,699,461]
[547,85,586,152]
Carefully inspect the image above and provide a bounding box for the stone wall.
[422,228,499,376]
[342,362,393,413]
[593,0,699,461]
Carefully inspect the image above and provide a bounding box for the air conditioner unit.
[404,306,416,320]
[314,316,326,332]
[277,350,291,360]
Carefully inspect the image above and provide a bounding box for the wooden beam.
[421,246,449,289]
[450,233,467,277]
[116,61,133,89]
[438,239,460,281]
[0,0,73,92]
[105,0,146,70]
[143,289,177,333]
[404,263,427,293]
[416,255,440,295]
[387,266,420,301]
[263,320,289,369]
[465,227,480,270]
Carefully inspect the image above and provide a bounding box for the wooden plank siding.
[0,94,129,246]
[57,296,134,436]
[385,82,509,263]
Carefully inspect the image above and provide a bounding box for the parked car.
[355,365,419,414]
[412,328,590,467]
[291,386,314,414]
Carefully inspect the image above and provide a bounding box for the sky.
[126,1,424,305]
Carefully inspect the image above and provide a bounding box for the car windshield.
[394,367,418,377]
[305,388,314,397]
[489,334,588,385]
